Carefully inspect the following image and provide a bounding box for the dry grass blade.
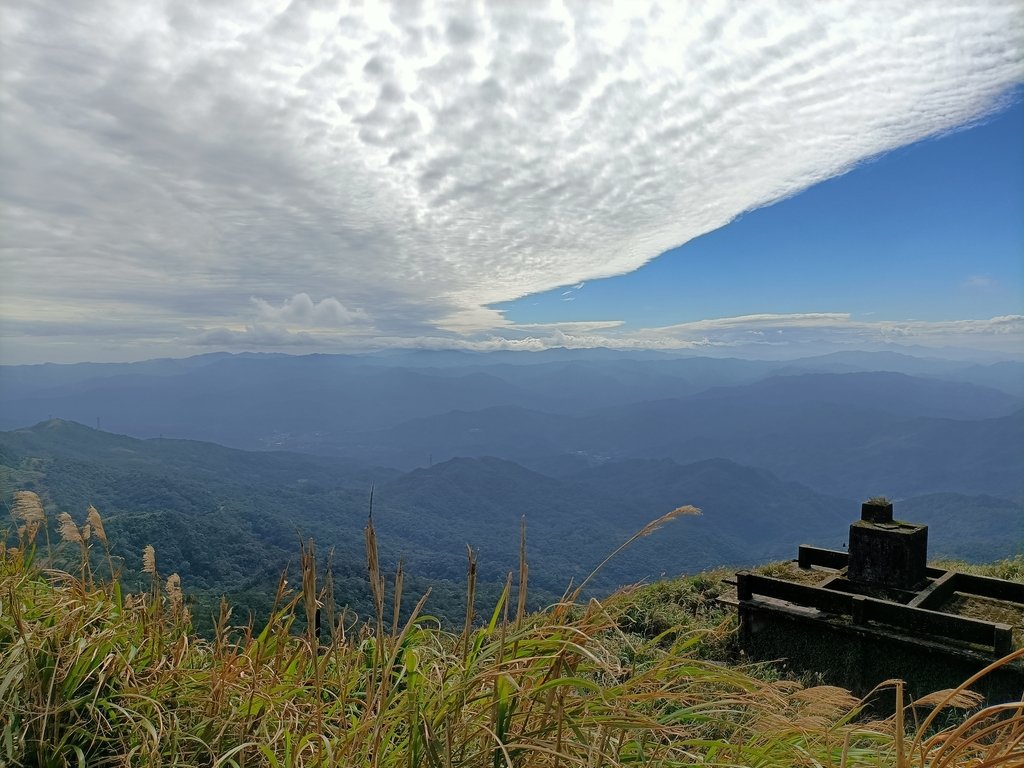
[300,538,318,645]
[895,680,905,768]
[391,560,404,636]
[463,545,478,659]
[323,550,336,643]
[365,512,385,639]
[516,516,529,624]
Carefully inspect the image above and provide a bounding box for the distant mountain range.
[1,349,1020,626]
[3,351,1020,501]
[325,372,1022,498]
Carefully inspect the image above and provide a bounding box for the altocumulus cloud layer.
[1,0,1022,362]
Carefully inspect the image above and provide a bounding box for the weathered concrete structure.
[847,500,928,590]
[734,500,1023,704]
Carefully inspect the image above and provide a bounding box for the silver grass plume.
[166,573,183,616]
[86,505,107,544]
[637,505,702,538]
[13,491,45,525]
[57,511,83,544]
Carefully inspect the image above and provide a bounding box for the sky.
[497,95,1024,353]
[1,0,1022,365]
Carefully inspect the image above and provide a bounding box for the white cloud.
[510,320,625,332]
[650,313,854,333]
[190,312,1024,356]
[608,312,1024,349]
[638,313,1024,352]
[3,311,1020,363]
[1,1,1022,361]
[251,293,369,327]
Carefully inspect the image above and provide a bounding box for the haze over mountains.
[1,348,1021,622]
[2,348,1021,487]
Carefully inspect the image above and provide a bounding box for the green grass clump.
[2,491,1022,767]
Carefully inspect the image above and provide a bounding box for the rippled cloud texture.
[2,1,1022,361]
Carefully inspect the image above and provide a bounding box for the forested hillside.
[2,418,1020,633]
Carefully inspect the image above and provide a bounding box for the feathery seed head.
[143,545,157,574]
[57,511,83,543]
[911,688,984,710]
[638,505,702,538]
[86,505,107,544]
[13,491,45,524]
[166,573,183,614]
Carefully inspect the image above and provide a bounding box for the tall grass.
[1,491,1021,767]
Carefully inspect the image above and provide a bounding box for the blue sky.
[497,95,1024,330]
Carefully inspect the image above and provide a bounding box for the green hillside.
[0,420,829,631]
[4,419,1021,639]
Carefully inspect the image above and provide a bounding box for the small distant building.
[732,499,1023,704]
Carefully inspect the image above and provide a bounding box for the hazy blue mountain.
[820,409,1024,499]
[316,372,1022,499]
[898,492,1023,561]
[559,457,848,543]
[778,350,971,376]
[363,347,686,366]
[2,353,1020,504]
[666,371,1019,421]
[935,360,1024,398]
[476,358,774,410]
[5,350,1018,443]
[0,352,769,438]
[0,352,236,399]
[0,417,387,488]
[344,406,579,467]
[0,356,539,445]
[776,353,1024,398]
